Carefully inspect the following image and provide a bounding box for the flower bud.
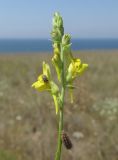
[53,43,60,53]
[51,29,62,42]
[62,34,71,46]
[52,53,62,81]
[51,12,64,42]
[53,12,63,29]
[62,34,72,55]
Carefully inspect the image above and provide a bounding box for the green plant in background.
[32,12,88,160]
[0,150,17,160]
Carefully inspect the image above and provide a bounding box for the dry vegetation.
[0,50,118,160]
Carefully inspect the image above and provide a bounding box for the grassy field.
[0,50,118,160]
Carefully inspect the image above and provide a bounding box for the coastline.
[0,49,118,56]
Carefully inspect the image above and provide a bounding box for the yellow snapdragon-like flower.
[32,62,51,91]
[32,61,60,114]
[68,58,88,79]
[32,74,51,92]
[66,58,88,103]
[67,58,88,81]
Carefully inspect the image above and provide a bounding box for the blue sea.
[0,39,118,53]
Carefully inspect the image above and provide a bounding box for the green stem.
[55,44,65,160]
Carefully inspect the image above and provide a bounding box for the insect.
[62,130,72,150]
[42,75,49,83]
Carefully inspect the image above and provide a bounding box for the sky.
[0,0,118,39]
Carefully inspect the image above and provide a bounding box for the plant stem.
[55,44,65,160]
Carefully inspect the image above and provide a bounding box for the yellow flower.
[32,61,60,114]
[32,62,51,91]
[66,58,88,103]
[67,58,88,81]
[32,74,51,92]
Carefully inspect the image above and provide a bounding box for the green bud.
[51,29,62,42]
[52,42,60,51]
[53,12,63,28]
[62,34,72,54]
[52,54,62,81]
[51,12,64,42]
[62,34,71,46]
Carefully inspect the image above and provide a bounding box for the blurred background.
[0,0,118,160]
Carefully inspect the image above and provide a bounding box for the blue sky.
[0,0,118,39]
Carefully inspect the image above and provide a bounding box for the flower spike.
[32,12,89,160]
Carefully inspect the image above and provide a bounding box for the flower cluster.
[32,12,88,114]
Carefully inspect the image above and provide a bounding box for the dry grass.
[0,50,118,160]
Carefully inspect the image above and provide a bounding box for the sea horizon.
[0,38,118,53]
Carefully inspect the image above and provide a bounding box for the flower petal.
[77,63,88,75]
[43,61,51,80]
[67,58,88,80]
[32,75,51,92]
